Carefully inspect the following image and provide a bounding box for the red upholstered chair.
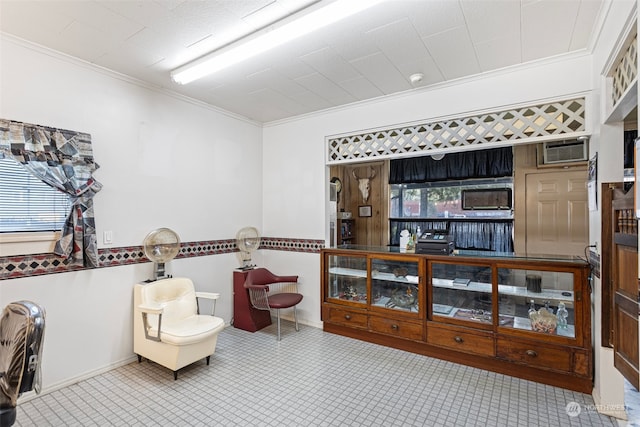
[244,268,302,341]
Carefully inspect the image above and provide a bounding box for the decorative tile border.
[260,237,325,253]
[2,240,592,281]
[0,237,326,280]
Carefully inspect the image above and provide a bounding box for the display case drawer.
[369,316,423,340]
[496,337,571,373]
[325,306,368,329]
[427,324,495,356]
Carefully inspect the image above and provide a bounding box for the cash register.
[416,230,454,255]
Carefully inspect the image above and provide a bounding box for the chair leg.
[174,370,178,381]
[276,309,281,341]
[293,306,299,332]
[206,356,211,365]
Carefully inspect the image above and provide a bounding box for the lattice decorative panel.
[327,98,586,164]
[612,36,638,105]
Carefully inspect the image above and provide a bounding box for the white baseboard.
[18,355,138,404]
[592,388,628,420]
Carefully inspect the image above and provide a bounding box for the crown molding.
[1,33,262,128]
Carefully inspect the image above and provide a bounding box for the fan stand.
[153,262,168,280]
[239,253,255,270]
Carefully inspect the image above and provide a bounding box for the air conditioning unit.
[542,139,588,164]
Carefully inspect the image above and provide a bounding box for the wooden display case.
[321,246,592,392]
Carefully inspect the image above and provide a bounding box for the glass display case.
[321,247,591,393]
[430,262,493,325]
[326,253,367,304]
[497,267,576,338]
[371,258,420,312]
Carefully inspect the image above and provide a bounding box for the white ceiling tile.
[126,27,187,62]
[327,30,381,62]
[271,58,318,81]
[461,0,520,44]
[223,0,276,18]
[97,0,173,29]
[408,0,466,38]
[570,0,605,50]
[294,72,357,105]
[172,2,248,40]
[300,47,362,82]
[0,2,74,41]
[474,37,522,72]
[243,67,308,97]
[51,1,144,42]
[338,76,385,101]
[422,26,481,80]
[153,0,189,11]
[366,18,444,84]
[248,88,305,115]
[96,44,167,77]
[58,20,115,62]
[522,0,581,61]
[288,90,334,111]
[349,52,412,95]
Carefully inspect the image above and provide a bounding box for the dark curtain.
[389,147,513,184]
[390,220,513,252]
[624,130,637,169]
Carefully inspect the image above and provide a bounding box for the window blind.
[0,157,70,232]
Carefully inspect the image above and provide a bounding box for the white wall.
[587,0,637,418]
[0,35,264,391]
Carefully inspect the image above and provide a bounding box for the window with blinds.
[0,157,70,232]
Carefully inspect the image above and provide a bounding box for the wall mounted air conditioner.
[542,139,588,164]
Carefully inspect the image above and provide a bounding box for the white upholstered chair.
[133,277,224,380]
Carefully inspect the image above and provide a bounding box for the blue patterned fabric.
[0,119,102,268]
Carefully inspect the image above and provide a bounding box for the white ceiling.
[0,0,605,124]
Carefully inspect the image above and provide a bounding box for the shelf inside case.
[431,282,494,324]
[371,259,420,312]
[328,267,367,278]
[327,266,367,303]
[432,278,574,305]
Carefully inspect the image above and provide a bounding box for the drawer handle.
[525,350,537,357]
[391,324,399,330]
[344,314,351,320]
[454,336,464,343]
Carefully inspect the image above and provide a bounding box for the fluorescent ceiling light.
[171,0,384,85]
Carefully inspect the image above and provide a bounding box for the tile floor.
[625,380,640,427]
[15,321,617,426]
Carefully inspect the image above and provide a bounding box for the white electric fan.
[143,227,181,280]
[236,226,261,270]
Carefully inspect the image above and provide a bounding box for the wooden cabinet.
[369,315,424,340]
[426,323,495,357]
[321,247,592,392]
[496,337,572,373]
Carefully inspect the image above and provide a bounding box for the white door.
[525,170,588,256]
